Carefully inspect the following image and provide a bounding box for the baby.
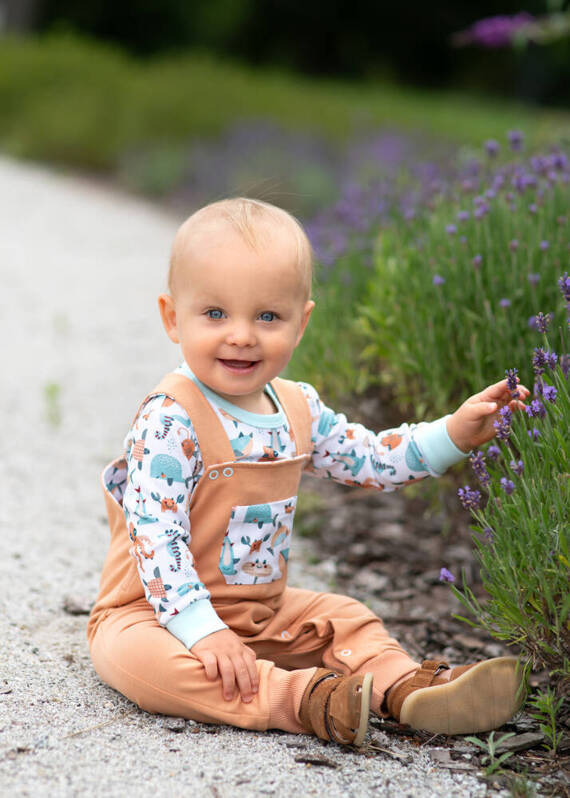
[88,197,528,747]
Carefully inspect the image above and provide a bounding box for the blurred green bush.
[1,32,569,176]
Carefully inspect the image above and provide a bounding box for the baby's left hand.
[446,379,530,453]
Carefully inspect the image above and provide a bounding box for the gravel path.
[0,156,494,797]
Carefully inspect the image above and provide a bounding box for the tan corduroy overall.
[88,373,418,732]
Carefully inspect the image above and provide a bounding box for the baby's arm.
[446,378,529,452]
[300,382,465,489]
[124,396,257,702]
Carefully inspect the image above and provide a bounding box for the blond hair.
[168,197,313,299]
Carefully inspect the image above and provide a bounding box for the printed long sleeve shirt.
[121,365,467,649]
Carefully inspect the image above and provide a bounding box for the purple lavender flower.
[532,347,547,375]
[457,211,470,222]
[559,272,570,303]
[539,240,549,251]
[509,239,519,252]
[458,485,482,510]
[508,129,524,151]
[528,273,540,285]
[470,451,490,487]
[528,427,541,441]
[439,567,455,583]
[487,444,501,460]
[505,367,518,392]
[486,188,497,200]
[543,385,557,403]
[453,15,533,48]
[499,298,511,309]
[529,203,538,214]
[483,526,494,543]
[472,254,482,268]
[446,224,457,235]
[493,406,512,441]
[510,459,524,476]
[528,315,538,330]
[561,354,569,379]
[433,274,445,286]
[485,139,499,157]
[474,205,489,220]
[535,312,551,333]
[525,399,546,418]
[500,477,515,495]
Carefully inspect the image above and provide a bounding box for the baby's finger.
[200,651,219,682]
[244,648,259,694]
[233,656,254,703]
[217,654,236,701]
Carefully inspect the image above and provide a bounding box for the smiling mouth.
[218,359,259,372]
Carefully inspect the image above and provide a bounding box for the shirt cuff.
[414,415,470,476]
[166,598,228,650]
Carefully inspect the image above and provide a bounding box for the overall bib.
[88,374,417,731]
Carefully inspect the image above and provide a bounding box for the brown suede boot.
[386,657,524,736]
[299,669,373,747]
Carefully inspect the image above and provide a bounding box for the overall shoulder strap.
[146,373,235,467]
[270,377,313,456]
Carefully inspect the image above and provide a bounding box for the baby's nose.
[226,321,256,347]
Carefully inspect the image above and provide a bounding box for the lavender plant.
[451,276,569,694]
[359,136,569,417]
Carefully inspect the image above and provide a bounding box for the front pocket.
[218,495,297,585]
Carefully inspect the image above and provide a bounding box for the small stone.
[495,732,545,753]
[164,717,186,733]
[62,595,93,615]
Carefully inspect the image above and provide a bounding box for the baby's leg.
[89,598,314,733]
[248,587,419,717]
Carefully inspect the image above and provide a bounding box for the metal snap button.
[222,467,234,478]
[208,470,219,480]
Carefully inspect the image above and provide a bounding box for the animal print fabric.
[118,379,437,628]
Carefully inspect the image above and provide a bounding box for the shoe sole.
[399,656,524,736]
[353,672,373,747]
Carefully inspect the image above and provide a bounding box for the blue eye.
[207,309,224,320]
[259,311,276,322]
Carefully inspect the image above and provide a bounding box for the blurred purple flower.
[509,239,519,252]
[499,298,511,308]
[487,444,501,460]
[528,315,538,330]
[525,399,546,418]
[528,273,540,285]
[433,274,445,286]
[483,526,494,543]
[470,451,490,487]
[559,272,570,303]
[561,354,570,379]
[472,254,483,268]
[510,459,524,476]
[543,385,557,403]
[539,240,549,250]
[528,427,541,441]
[439,567,455,583]
[529,203,538,214]
[535,312,551,333]
[505,367,518,392]
[474,205,489,220]
[493,406,512,441]
[500,477,515,495]
[508,130,525,151]
[446,224,457,235]
[486,188,497,200]
[453,15,533,48]
[458,485,482,510]
[485,140,499,157]
[457,210,470,222]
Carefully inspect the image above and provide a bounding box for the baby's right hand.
[191,629,258,703]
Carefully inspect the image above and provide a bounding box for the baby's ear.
[158,294,180,344]
[295,300,315,346]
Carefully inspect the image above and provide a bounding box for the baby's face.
[159,226,313,414]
